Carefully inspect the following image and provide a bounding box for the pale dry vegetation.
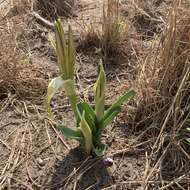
[0,22,22,97]
[133,1,190,186]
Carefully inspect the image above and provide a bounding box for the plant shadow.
[43,147,113,190]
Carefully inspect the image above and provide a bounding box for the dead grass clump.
[101,0,129,57]
[78,0,132,60]
[77,23,100,53]
[4,0,32,18]
[34,0,75,19]
[0,31,21,98]
[133,1,190,187]
[135,1,190,130]
[132,0,170,40]
[0,20,46,100]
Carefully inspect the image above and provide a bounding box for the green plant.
[47,20,77,117]
[47,19,136,156]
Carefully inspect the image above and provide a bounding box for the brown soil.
[0,0,190,190]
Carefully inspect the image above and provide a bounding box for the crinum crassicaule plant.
[47,19,136,156]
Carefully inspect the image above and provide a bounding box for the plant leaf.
[79,112,93,154]
[96,106,121,139]
[68,25,75,80]
[101,106,121,129]
[47,76,65,115]
[47,77,77,116]
[58,124,84,143]
[94,143,107,157]
[80,102,96,121]
[54,20,67,77]
[94,62,106,122]
[62,79,78,117]
[76,102,96,132]
[63,79,76,96]
[104,89,136,120]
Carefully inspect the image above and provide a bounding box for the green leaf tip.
[94,143,107,157]
[94,61,106,122]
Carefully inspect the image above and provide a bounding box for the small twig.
[46,118,70,150]
[72,168,77,190]
[0,94,15,114]
[76,158,102,181]
[178,144,190,160]
[0,138,11,150]
[160,172,190,190]
[142,143,171,190]
[44,120,58,158]
[142,151,150,188]
[107,139,150,157]
[47,157,91,189]
[151,67,190,155]
[84,180,99,190]
[26,143,42,188]
[0,122,15,130]
[30,11,54,29]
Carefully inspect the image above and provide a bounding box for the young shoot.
[47,19,136,156]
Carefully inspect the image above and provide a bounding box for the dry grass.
[0,14,46,100]
[135,0,190,127]
[78,0,130,59]
[133,1,190,187]
[0,24,22,97]
[101,0,128,57]
[33,0,75,19]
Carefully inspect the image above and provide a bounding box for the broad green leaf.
[186,128,190,132]
[94,143,107,157]
[76,102,96,134]
[101,106,121,129]
[104,89,136,120]
[58,124,84,143]
[80,102,96,121]
[47,76,65,115]
[79,112,93,154]
[96,106,121,140]
[94,62,106,122]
